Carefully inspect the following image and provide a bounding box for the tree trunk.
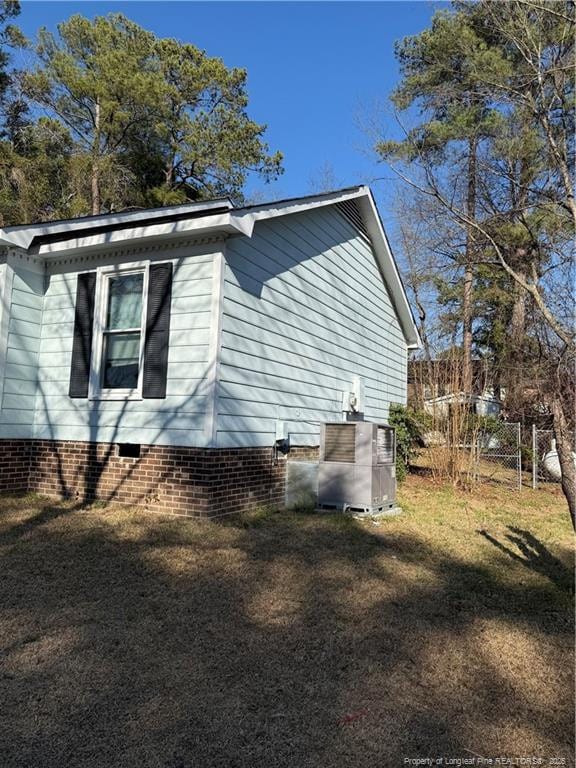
[462,138,477,394]
[91,99,101,216]
[506,149,531,420]
[550,394,576,530]
[164,144,178,190]
[507,272,527,419]
[165,161,174,188]
[91,163,100,216]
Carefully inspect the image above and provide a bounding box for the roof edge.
[1,185,421,349]
[0,198,235,250]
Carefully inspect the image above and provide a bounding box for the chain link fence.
[474,421,522,489]
[418,420,566,490]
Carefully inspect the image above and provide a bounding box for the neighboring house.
[422,392,503,419]
[0,186,419,516]
[407,359,503,418]
[407,359,500,400]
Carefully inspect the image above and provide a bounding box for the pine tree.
[379,1,576,524]
[23,13,283,215]
[378,9,502,391]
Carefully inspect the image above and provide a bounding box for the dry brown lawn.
[0,476,573,767]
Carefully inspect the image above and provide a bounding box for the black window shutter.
[69,271,97,398]
[143,262,172,398]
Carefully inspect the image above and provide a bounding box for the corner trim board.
[0,261,14,407]
[204,247,225,447]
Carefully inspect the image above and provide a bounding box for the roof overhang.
[0,198,234,250]
[29,211,251,257]
[0,186,421,348]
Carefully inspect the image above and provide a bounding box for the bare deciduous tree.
[377,0,576,525]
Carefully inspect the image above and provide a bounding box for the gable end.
[335,199,370,241]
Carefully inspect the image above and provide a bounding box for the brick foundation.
[0,440,32,493]
[0,439,319,517]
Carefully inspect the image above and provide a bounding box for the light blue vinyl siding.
[216,207,408,448]
[0,251,216,447]
[0,267,44,438]
[0,206,411,451]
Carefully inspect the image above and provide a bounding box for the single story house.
[0,186,419,516]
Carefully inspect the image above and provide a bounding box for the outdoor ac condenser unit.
[318,421,397,515]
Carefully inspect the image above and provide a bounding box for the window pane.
[106,274,143,330]
[103,332,140,389]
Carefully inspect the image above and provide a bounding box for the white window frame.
[89,262,149,401]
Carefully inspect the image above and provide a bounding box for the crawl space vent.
[117,443,141,459]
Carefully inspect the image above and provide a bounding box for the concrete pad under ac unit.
[285,461,319,510]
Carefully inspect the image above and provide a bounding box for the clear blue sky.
[18,1,445,228]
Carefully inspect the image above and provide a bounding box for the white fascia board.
[37,212,251,258]
[0,231,29,248]
[0,198,234,250]
[355,189,421,350]
[233,187,364,228]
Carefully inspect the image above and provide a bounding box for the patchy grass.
[0,477,573,767]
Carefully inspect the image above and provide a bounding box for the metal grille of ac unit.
[377,427,394,464]
[324,423,356,462]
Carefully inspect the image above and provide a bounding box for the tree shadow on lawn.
[478,526,574,595]
[0,501,573,768]
[0,493,88,545]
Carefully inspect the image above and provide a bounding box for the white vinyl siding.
[215,207,408,448]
